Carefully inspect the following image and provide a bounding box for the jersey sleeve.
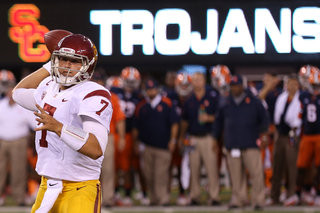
[111,93,125,123]
[78,89,113,133]
[34,77,53,105]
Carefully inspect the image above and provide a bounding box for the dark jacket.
[134,97,180,150]
[213,91,270,150]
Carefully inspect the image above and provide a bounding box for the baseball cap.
[145,78,159,89]
[230,75,243,85]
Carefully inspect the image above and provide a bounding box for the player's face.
[312,84,320,96]
[58,56,82,76]
[219,86,230,97]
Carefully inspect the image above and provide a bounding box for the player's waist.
[42,176,100,189]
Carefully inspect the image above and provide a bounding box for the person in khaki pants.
[213,75,270,210]
[179,70,220,206]
[269,74,301,205]
[0,73,36,206]
[133,78,179,205]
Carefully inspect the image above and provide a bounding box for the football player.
[168,71,193,205]
[110,67,146,206]
[210,64,231,97]
[12,34,112,213]
[106,76,124,90]
[284,67,320,206]
[298,65,319,92]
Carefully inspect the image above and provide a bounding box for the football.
[44,29,73,53]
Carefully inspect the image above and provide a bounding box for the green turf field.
[0,187,319,213]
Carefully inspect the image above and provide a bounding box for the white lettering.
[292,7,320,53]
[154,9,191,55]
[190,9,218,55]
[90,10,121,55]
[121,10,154,55]
[90,7,320,56]
[217,9,255,54]
[255,8,291,53]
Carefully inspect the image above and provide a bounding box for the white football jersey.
[34,77,112,181]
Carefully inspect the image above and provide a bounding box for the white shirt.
[33,77,112,181]
[0,97,35,141]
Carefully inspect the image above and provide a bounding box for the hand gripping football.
[44,29,73,53]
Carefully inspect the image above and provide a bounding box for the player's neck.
[8,96,15,106]
[60,85,74,91]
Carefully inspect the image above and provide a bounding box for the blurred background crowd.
[0,63,320,210]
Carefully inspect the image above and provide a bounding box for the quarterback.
[12,34,112,213]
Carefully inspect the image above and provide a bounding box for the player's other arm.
[12,63,51,111]
[13,63,50,91]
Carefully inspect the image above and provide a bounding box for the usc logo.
[8,4,50,62]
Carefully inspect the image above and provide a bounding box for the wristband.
[60,124,89,151]
[42,61,52,75]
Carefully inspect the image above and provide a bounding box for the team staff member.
[213,75,269,210]
[179,71,220,206]
[0,72,35,206]
[12,34,112,213]
[270,74,301,205]
[91,70,126,207]
[133,78,179,206]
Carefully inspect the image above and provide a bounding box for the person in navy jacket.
[178,71,221,206]
[132,78,179,206]
[213,75,269,210]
